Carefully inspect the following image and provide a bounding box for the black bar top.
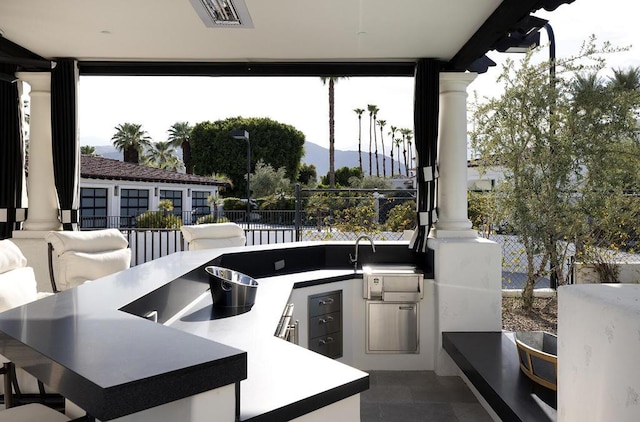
[443,331,557,422]
[0,241,411,420]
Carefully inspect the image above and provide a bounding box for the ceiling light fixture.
[189,0,254,28]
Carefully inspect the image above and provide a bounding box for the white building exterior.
[79,155,226,228]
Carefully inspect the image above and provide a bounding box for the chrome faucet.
[350,235,376,271]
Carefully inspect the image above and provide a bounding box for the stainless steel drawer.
[309,334,343,359]
[309,311,341,339]
[366,301,419,354]
[308,291,341,317]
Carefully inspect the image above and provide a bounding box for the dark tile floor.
[361,371,494,422]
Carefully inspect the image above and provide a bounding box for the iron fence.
[78,188,419,266]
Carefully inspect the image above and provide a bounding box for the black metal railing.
[78,188,418,265]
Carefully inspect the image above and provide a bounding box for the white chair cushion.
[1,403,69,422]
[189,237,247,250]
[56,248,132,290]
[180,223,245,242]
[46,229,129,254]
[0,240,27,274]
[0,267,38,313]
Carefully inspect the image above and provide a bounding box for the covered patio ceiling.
[0,0,574,75]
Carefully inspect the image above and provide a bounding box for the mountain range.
[86,140,407,178]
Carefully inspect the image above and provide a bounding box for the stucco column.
[427,72,502,376]
[16,72,61,231]
[432,72,476,238]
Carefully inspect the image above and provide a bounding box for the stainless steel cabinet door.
[366,301,419,353]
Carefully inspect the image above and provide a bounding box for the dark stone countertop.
[443,331,557,422]
[0,241,418,421]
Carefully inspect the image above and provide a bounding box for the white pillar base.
[11,231,54,293]
[559,284,640,422]
[428,236,502,375]
[429,227,478,239]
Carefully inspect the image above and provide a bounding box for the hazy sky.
[77,0,640,152]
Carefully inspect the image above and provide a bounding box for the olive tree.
[471,38,640,309]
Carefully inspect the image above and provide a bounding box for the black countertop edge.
[292,272,362,289]
[242,376,369,422]
[442,332,556,422]
[101,353,248,420]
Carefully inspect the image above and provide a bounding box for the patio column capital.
[16,71,62,232]
[431,72,477,238]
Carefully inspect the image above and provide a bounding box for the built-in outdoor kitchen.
[0,240,443,422]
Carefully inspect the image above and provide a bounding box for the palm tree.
[80,145,98,156]
[399,128,412,177]
[146,141,183,171]
[377,119,387,178]
[394,138,403,175]
[367,104,379,176]
[608,67,640,91]
[111,122,152,164]
[354,108,365,173]
[406,134,414,177]
[388,126,398,176]
[168,121,193,174]
[321,77,344,188]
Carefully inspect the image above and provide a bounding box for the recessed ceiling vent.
[189,0,254,28]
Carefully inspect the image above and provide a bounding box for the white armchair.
[1,403,70,421]
[45,229,131,293]
[181,223,246,251]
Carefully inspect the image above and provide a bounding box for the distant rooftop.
[81,155,227,187]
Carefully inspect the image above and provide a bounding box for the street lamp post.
[232,130,250,224]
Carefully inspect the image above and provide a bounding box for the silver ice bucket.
[205,266,258,308]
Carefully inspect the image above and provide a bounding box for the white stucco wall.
[558,284,640,421]
[428,237,502,375]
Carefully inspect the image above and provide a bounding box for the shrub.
[196,214,229,224]
[136,211,182,229]
[384,200,417,231]
[223,197,246,210]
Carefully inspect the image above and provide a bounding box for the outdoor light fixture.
[232,130,251,224]
[114,186,119,196]
[189,0,254,28]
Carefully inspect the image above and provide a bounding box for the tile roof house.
[80,155,227,228]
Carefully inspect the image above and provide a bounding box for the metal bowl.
[205,266,258,308]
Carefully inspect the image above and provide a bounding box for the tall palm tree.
[406,134,413,177]
[399,128,412,177]
[146,141,183,171]
[111,122,152,164]
[354,108,365,173]
[394,138,402,175]
[168,121,193,174]
[377,119,387,178]
[388,125,398,176]
[367,104,379,176]
[322,77,344,188]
